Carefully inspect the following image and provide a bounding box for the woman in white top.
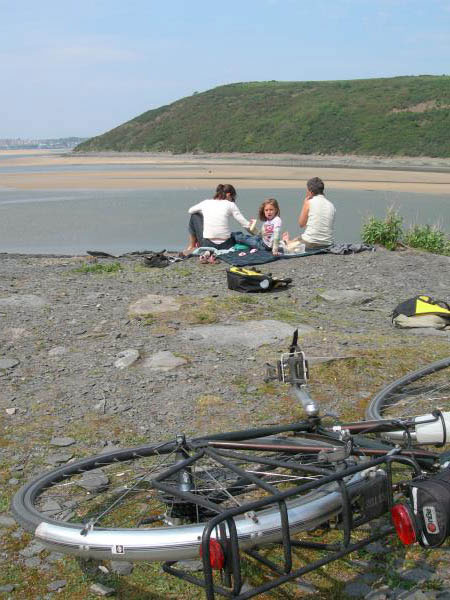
[183,184,252,255]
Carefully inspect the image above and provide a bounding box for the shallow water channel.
[0,187,448,254]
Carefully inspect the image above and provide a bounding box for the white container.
[414,412,450,444]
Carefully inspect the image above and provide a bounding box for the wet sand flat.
[1,151,450,194]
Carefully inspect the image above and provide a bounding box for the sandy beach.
[1,150,450,194]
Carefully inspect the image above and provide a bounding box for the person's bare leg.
[182,233,197,256]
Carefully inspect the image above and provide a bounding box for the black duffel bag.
[226,266,291,293]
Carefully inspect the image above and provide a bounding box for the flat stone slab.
[128,294,181,317]
[3,327,29,341]
[182,320,314,349]
[0,358,20,369]
[0,294,48,309]
[48,346,68,357]
[318,290,376,305]
[141,351,187,371]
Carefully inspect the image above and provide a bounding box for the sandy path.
[1,151,450,194]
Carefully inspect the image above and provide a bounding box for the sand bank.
[1,151,450,194]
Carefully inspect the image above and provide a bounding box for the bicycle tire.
[12,434,367,563]
[366,357,450,422]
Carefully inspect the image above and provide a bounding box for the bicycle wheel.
[12,433,367,563]
[366,357,450,421]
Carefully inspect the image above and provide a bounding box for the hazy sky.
[2,0,450,139]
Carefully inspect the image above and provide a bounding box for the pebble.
[19,541,45,558]
[79,470,109,492]
[90,582,115,596]
[319,289,376,305]
[297,580,318,594]
[24,557,41,568]
[45,452,74,465]
[0,515,17,527]
[114,349,140,369]
[47,579,67,592]
[50,436,75,447]
[0,358,20,369]
[344,580,372,597]
[110,561,134,575]
[399,568,436,584]
[0,584,16,593]
[0,294,48,309]
[141,351,187,371]
[48,346,68,357]
[46,552,65,564]
[175,559,203,572]
[128,294,181,316]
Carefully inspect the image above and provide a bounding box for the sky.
[2,0,450,139]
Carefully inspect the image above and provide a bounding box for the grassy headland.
[75,76,450,156]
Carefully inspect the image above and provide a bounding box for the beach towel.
[219,248,327,266]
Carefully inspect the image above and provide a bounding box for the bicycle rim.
[12,435,364,562]
[366,357,450,421]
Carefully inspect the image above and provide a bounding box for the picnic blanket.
[217,243,374,266]
[218,248,326,266]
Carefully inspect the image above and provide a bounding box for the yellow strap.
[416,297,450,316]
[230,266,261,277]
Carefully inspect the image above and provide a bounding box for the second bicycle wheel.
[366,356,450,421]
[12,433,366,563]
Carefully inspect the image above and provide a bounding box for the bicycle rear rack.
[153,444,422,599]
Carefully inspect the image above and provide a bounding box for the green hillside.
[75,76,450,157]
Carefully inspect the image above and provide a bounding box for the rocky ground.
[0,247,449,599]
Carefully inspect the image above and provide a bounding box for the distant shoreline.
[1,150,450,194]
[71,151,450,173]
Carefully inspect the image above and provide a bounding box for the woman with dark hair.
[182,184,252,255]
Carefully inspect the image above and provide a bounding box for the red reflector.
[199,539,225,570]
[391,503,416,545]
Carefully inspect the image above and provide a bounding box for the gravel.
[0,247,449,597]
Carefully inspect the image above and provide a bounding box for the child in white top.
[258,198,282,255]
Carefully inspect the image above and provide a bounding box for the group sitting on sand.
[182,177,336,259]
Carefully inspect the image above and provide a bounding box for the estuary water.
[0,187,449,255]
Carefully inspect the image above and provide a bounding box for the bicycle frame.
[159,446,422,600]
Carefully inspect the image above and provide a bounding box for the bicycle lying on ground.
[12,332,450,599]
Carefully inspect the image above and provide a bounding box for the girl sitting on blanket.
[237,198,283,256]
[259,198,282,256]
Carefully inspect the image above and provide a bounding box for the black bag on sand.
[226,266,292,293]
[143,251,170,268]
